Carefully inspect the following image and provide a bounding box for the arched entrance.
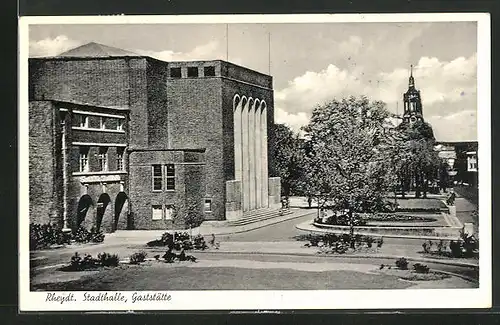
[96,193,112,232]
[77,195,94,230]
[114,192,129,231]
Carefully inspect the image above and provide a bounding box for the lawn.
[32,263,414,291]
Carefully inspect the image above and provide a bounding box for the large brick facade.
[28,43,280,231]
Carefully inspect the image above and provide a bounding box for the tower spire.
[409,64,415,88]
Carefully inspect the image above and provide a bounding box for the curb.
[140,248,478,268]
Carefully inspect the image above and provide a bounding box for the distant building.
[435,141,478,188]
[29,42,281,231]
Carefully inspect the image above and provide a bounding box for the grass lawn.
[396,198,446,210]
[32,263,414,291]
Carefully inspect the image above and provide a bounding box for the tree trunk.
[422,172,428,198]
[349,210,355,249]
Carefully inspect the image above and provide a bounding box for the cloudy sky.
[28,22,477,141]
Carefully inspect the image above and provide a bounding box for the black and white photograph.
[19,13,491,311]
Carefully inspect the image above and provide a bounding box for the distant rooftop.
[57,42,140,58]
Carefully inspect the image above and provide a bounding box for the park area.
[30,193,478,292]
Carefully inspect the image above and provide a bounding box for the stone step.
[227,209,293,226]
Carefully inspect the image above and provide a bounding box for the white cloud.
[274,107,309,133]
[29,35,83,57]
[136,40,223,61]
[427,110,477,142]
[274,46,477,141]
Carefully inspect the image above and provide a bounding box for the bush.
[365,236,375,248]
[377,237,384,248]
[146,232,208,251]
[193,235,208,250]
[71,226,105,244]
[395,257,409,270]
[413,263,430,274]
[129,251,147,265]
[62,252,120,271]
[97,252,120,267]
[29,223,71,250]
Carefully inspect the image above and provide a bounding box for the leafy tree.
[302,96,396,248]
[273,123,307,199]
[172,199,204,233]
[396,120,440,198]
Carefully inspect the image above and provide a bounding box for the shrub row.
[304,233,383,253]
[146,232,208,251]
[381,258,430,274]
[30,223,105,250]
[422,231,478,259]
[60,252,119,271]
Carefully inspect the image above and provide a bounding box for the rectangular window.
[79,147,89,172]
[165,205,174,220]
[97,147,108,171]
[152,205,163,220]
[116,148,125,171]
[165,164,175,190]
[170,67,182,78]
[116,119,124,131]
[99,117,107,129]
[204,66,215,77]
[75,114,88,128]
[152,164,163,191]
[187,67,199,78]
[204,199,212,212]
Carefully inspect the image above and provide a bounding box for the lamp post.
[60,110,72,233]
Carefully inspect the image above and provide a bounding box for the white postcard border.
[18,13,491,311]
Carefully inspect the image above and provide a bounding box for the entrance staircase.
[226,208,293,227]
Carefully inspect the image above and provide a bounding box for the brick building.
[28,42,281,231]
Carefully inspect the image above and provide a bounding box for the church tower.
[402,65,424,124]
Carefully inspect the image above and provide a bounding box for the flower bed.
[362,213,437,223]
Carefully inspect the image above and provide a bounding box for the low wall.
[307,222,462,240]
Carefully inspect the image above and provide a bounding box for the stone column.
[261,103,269,208]
[254,101,262,209]
[233,98,243,182]
[241,99,250,212]
[248,99,256,210]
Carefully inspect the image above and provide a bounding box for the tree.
[397,120,440,198]
[302,96,395,248]
[273,123,307,199]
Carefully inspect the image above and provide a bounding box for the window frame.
[79,147,90,172]
[170,67,182,78]
[203,66,216,77]
[116,119,124,131]
[99,117,107,130]
[116,148,125,171]
[164,204,174,220]
[165,164,175,191]
[97,147,108,172]
[76,114,89,128]
[204,199,212,212]
[187,66,199,78]
[152,205,163,220]
[152,164,163,191]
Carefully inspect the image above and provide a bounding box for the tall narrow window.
[116,119,124,131]
[99,117,107,130]
[152,164,163,191]
[76,114,88,128]
[165,164,175,190]
[116,148,124,171]
[97,147,108,171]
[165,205,174,220]
[79,147,89,172]
[152,205,163,220]
[204,199,212,212]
